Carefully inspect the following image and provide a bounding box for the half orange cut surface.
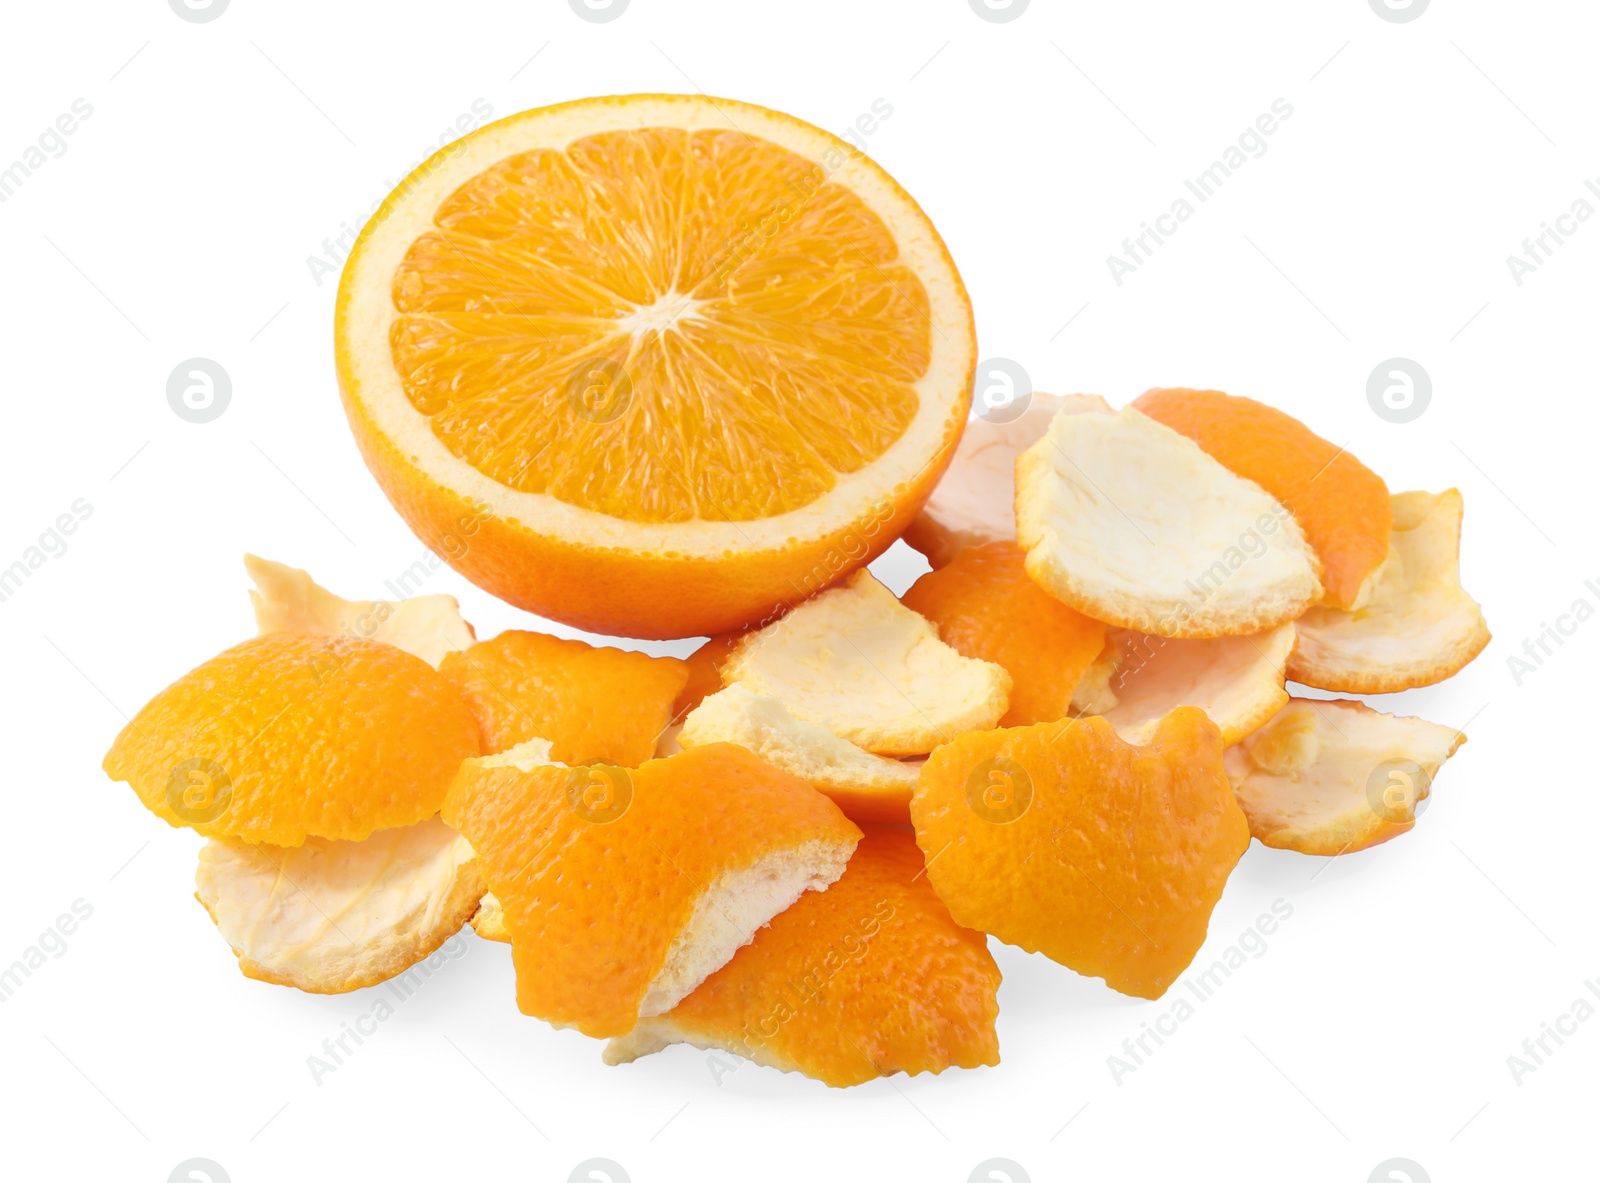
[337,94,976,638]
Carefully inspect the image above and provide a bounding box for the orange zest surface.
[901,541,1107,726]
[1133,388,1390,609]
[442,742,862,1038]
[609,826,1000,1086]
[103,632,481,845]
[910,709,1248,999]
[439,629,687,764]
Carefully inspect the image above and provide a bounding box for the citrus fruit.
[439,629,688,764]
[1289,489,1490,693]
[722,569,1011,756]
[679,685,920,823]
[1094,623,1295,746]
[442,740,861,1038]
[103,631,481,846]
[1016,405,1323,637]
[910,708,1248,999]
[336,94,977,639]
[194,817,482,993]
[245,554,475,668]
[901,540,1107,727]
[905,393,1110,568]
[1225,698,1465,855]
[604,825,1000,1087]
[1134,388,1390,610]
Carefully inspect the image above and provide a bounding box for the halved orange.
[337,94,976,639]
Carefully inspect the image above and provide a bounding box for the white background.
[0,1,1593,1180]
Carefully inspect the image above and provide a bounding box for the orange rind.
[674,632,744,717]
[471,893,510,943]
[1016,406,1323,638]
[910,708,1249,999]
[1095,624,1295,746]
[679,686,920,823]
[194,817,484,993]
[103,631,481,846]
[442,740,862,1038]
[1289,490,1490,693]
[905,393,1111,568]
[244,554,475,668]
[1135,388,1391,610]
[603,826,1000,1087]
[439,629,687,763]
[1225,698,1465,855]
[722,569,1011,756]
[901,540,1107,727]
[336,94,977,639]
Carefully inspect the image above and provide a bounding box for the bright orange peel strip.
[603,826,999,1087]
[910,708,1248,999]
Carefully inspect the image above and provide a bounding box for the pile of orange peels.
[100,95,1487,1088]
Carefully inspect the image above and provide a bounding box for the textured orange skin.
[901,541,1107,726]
[335,95,976,641]
[442,742,862,1038]
[673,632,745,718]
[651,826,999,1086]
[103,632,481,846]
[1134,388,1390,609]
[439,630,687,765]
[910,709,1248,999]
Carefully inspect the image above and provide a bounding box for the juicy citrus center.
[388,127,932,524]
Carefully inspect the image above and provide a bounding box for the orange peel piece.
[674,632,745,717]
[603,826,1000,1087]
[902,540,1107,727]
[442,741,862,1038]
[1016,406,1323,638]
[679,685,920,823]
[244,554,475,668]
[910,708,1248,999]
[439,630,688,763]
[1289,490,1490,693]
[1225,698,1465,855]
[103,632,481,846]
[471,893,509,943]
[722,569,1010,756]
[1095,624,1295,746]
[1135,387,1391,610]
[194,817,483,993]
[904,393,1111,568]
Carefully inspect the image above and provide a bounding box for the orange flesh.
[1134,388,1390,608]
[390,127,932,523]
